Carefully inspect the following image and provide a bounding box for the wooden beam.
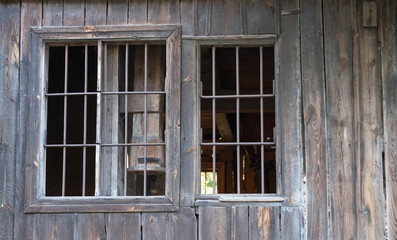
[215,113,233,141]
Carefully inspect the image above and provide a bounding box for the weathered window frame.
[25,25,181,213]
[193,36,285,204]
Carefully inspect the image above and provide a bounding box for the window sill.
[195,194,284,207]
[25,196,178,213]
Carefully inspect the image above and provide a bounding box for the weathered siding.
[0,0,395,239]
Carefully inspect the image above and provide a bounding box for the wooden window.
[200,43,276,195]
[26,25,181,212]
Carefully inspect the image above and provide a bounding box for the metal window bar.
[260,46,265,194]
[62,45,69,197]
[236,46,240,194]
[124,44,129,196]
[212,47,216,194]
[82,44,88,196]
[200,46,275,195]
[143,43,148,196]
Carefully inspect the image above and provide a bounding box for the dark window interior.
[200,46,276,194]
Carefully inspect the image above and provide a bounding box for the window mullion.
[62,45,69,197]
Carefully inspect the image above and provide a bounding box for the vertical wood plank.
[210,0,242,35]
[106,213,141,239]
[245,0,275,34]
[107,0,128,25]
[249,206,280,240]
[180,40,197,207]
[232,206,249,240]
[167,207,198,240]
[142,213,167,240]
[281,206,304,240]
[277,0,304,238]
[180,0,195,35]
[277,0,304,207]
[0,1,20,239]
[34,214,75,239]
[381,0,397,239]
[76,213,107,240]
[323,0,357,239]
[63,0,85,26]
[196,0,210,36]
[43,0,63,26]
[15,1,42,239]
[300,0,328,239]
[198,206,231,240]
[86,0,107,26]
[128,0,147,24]
[147,0,181,24]
[354,1,384,239]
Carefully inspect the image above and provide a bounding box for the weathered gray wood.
[323,0,357,239]
[167,207,197,240]
[276,0,304,238]
[142,213,168,240]
[63,0,85,26]
[277,0,304,206]
[249,206,280,240]
[281,206,303,240]
[107,0,128,25]
[354,1,384,239]
[16,2,42,239]
[180,40,198,207]
[300,0,327,239]
[232,206,248,240]
[363,1,377,28]
[180,0,196,35]
[128,0,147,24]
[34,214,75,239]
[86,0,107,26]
[106,213,141,239]
[43,0,63,26]
[148,0,180,24]
[381,0,397,239]
[0,2,20,239]
[199,206,231,240]
[245,0,275,34]
[76,213,107,240]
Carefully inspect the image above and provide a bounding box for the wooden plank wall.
[0,0,396,239]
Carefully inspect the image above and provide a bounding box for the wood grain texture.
[34,214,75,239]
[381,0,397,239]
[323,0,357,239]
[43,0,63,26]
[148,0,180,24]
[180,0,195,35]
[300,0,327,239]
[16,2,42,240]
[249,206,280,240]
[106,213,141,239]
[199,206,231,240]
[142,213,168,240]
[277,0,304,206]
[232,206,248,240]
[353,1,384,239]
[180,40,197,207]
[63,0,85,26]
[281,206,304,240]
[167,207,197,240]
[76,214,107,240]
[245,0,275,34]
[128,0,147,24]
[0,2,20,239]
[86,0,107,26]
[107,0,128,25]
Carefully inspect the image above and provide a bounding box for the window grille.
[200,46,275,194]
